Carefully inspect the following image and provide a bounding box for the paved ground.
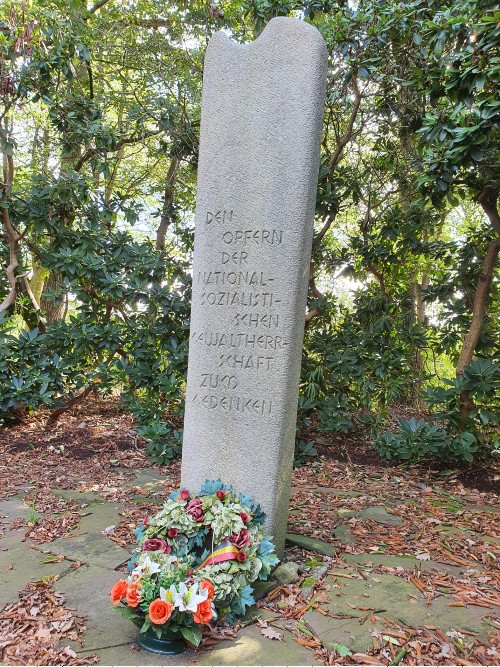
[1,470,499,665]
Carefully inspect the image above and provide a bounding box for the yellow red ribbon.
[198,541,240,569]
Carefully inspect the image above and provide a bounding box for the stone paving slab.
[197,621,322,666]
[358,505,403,525]
[129,469,172,491]
[55,564,138,652]
[51,489,104,505]
[0,543,74,608]
[286,533,338,557]
[43,532,131,570]
[343,552,463,575]
[77,501,126,535]
[291,486,363,498]
[465,504,500,514]
[304,571,499,654]
[79,643,197,665]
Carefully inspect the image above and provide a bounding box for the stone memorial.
[181,17,327,554]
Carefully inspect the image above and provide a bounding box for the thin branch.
[22,275,47,331]
[0,151,19,313]
[88,0,113,13]
[313,212,336,247]
[73,128,163,172]
[156,156,180,251]
[131,19,172,29]
[86,62,94,99]
[478,186,500,237]
[327,79,362,170]
[309,268,324,301]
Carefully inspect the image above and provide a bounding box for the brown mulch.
[1,396,500,665]
[21,491,82,544]
[0,397,177,502]
[0,578,98,666]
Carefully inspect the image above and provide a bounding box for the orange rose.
[126,583,141,608]
[201,579,215,601]
[110,579,128,605]
[149,599,173,625]
[193,599,212,624]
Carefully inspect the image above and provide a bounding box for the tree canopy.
[1,0,499,464]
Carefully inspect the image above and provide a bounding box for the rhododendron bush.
[110,481,278,646]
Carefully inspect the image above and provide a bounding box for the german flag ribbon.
[198,540,240,569]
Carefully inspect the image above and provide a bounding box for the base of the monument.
[136,628,185,655]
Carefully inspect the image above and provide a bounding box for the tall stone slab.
[181,17,327,554]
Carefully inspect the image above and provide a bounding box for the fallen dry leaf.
[260,626,283,641]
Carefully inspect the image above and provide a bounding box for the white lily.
[159,586,175,604]
[132,555,161,578]
[173,581,208,612]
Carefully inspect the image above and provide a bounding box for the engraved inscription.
[193,393,273,416]
[206,210,233,224]
[197,271,274,287]
[200,291,280,307]
[200,373,238,389]
[222,229,283,245]
[222,251,248,265]
[191,331,287,350]
[219,354,274,370]
[232,313,279,328]
[193,214,285,420]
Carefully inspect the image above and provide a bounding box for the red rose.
[229,528,251,549]
[167,528,178,538]
[143,538,171,554]
[240,512,250,524]
[187,498,205,522]
[144,518,149,526]
[236,551,247,562]
[216,490,227,501]
[179,489,190,501]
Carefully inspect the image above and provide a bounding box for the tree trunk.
[156,157,179,251]
[40,271,68,323]
[456,187,500,421]
[410,271,429,406]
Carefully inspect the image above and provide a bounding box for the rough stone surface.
[343,552,463,575]
[0,543,73,608]
[304,572,498,651]
[359,505,403,525]
[333,524,357,545]
[181,17,327,555]
[272,561,301,584]
[55,564,137,652]
[196,621,323,666]
[285,532,338,557]
[78,644,191,665]
[309,564,329,579]
[44,532,131,570]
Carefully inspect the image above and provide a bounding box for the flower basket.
[110,480,279,653]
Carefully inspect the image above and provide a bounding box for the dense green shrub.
[373,359,499,463]
[301,290,426,432]
[373,417,478,463]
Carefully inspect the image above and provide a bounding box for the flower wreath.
[110,480,279,647]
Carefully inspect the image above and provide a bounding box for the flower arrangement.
[110,480,279,649]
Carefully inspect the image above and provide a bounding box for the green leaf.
[180,625,202,647]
